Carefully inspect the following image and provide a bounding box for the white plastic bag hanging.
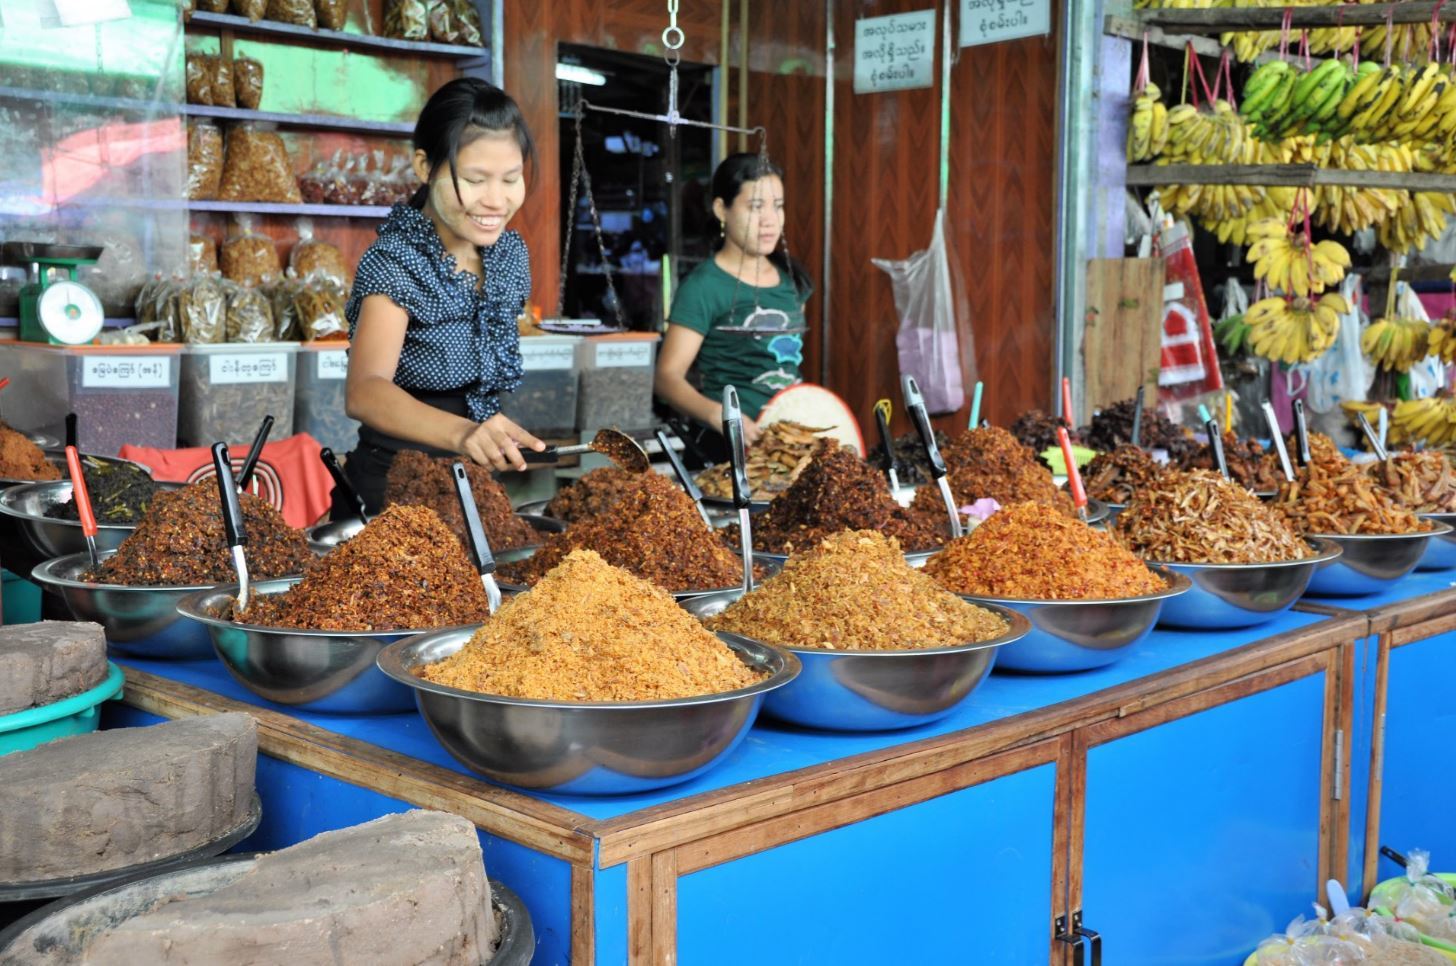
[1217,276,1249,322]
[1396,281,1447,398]
[1304,273,1373,412]
[872,208,970,415]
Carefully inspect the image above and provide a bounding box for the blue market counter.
[105,575,1456,965]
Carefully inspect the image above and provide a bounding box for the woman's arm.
[345,294,543,470]
[654,323,761,444]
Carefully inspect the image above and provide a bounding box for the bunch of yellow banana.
[1340,400,1389,433]
[1316,139,1409,234]
[1163,100,1247,164]
[1245,292,1348,364]
[1376,192,1456,254]
[1340,62,1456,144]
[1361,316,1433,371]
[1427,311,1456,364]
[1127,83,1170,163]
[1391,396,1456,447]
[1246,218,1351,295]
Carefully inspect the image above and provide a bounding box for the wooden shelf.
[188,200,393,218]
[1104,16,1278,64]
[1126,163,1456,191]
[1122,2,1456,35]
[0,84,159,113]
[186,10,489,60]
[180,104,413,136]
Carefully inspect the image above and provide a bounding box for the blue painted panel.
[1083,674,1327,965]
[676,763,1057,965]
[595,861,629,966]
[1376,632,1456,882]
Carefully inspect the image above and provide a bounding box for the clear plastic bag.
[185,53,213,105]
[224,279,276,343]
[1304,273,1372,413]
[189,233,218,274]
[266,0,316,27]
[316,0,347,30]
[289,220,349,283]
[233,56,263,110]
[221,216,282,286]
[134,274,164,329]
[115,76,149,100]
[295,273,348,340]
[359,149,387,205]
[298,152,335,204]
[384,155,417,205]
[179,274,227,345]
[186,120,224,200]
[197,0,228,11]
[267,273,303,340]
[426,0,458,43]
[232,0,266,19]
[452,0,483,45]
[220,123,301,203]
[383,0,429,39]
[208,54,235,108]
[153,276,183,343]
[871,208,969,415]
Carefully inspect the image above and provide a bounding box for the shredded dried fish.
[1114,470,1313,563]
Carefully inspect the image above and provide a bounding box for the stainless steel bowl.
[682,592,1031,731]
[1303,522,1454,596]
[754,547,940,568]
[0,480,180,566]
[0,455,155,580]
[500,553,779,601]
[30,552,223,660]
[954,566,1193,673]
[1151,538,1343,630]
[376,626,800,794]
[176,581,455,714]
[1416,512,1456,571]
[305,512,565,556]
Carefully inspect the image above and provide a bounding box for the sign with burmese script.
[959,0,1050,48]
[854,10,936,94]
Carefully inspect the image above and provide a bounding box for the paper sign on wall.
[959,0,1051,48]
[854,10,936,94]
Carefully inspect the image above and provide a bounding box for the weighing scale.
[0,242,105,345]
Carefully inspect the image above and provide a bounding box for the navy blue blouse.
[346,204,529,421]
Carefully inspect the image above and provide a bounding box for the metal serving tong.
[452,461,502,614]
[236,414,274,491]
[320,448,370,524]
[213,442,250,613]
[522,428,651,473]
[655,428,713,528]
[1262,401,1295,483]
[722,386,755,592]
[902,374,963,539]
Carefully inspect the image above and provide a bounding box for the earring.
[719,220,726,239]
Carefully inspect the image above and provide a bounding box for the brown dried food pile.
[544,466,640,523]
[695,421,830,501]
[912,426,1074,518]
[1011,408,1077,469]
[1179,432,1284,492]
[503,473,744,591]
[744,440,946,554]
[1284,431,1350,473]
[1367,451,1456,513]
[890,429,950,486]
[705,530,1007,651]
[382,450,535,551]
[419,550,763,702]
[1081,445,1164,504]
[1080,397,1196,459]
[924,502,1166,600]
[90,481,311,586]
[0,426,59,481]
[239,505,490,631]
[1114,470,1313,563]
[1272,458,1432,535]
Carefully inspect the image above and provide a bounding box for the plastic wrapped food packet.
[179,274,227,345]
[265,0,316,27]
[267,273,303,340]
[295,273,348,340]
[134,275,164,329]
[185,53,213,105]
[386,155,417,205]
[359,149,387,205]
[208,54,235,108]
[233,56,263,109]
[186,120,224,200]
[221,217,281,286]
[315,0,347,30]
[289,221,349,283]
[153,277,184,342]
[188,233,218,274]
[384,0,428,39]
[197,0,228,11]
[232,0,266,19]
[115,76,149,99]
[224,280,276,343]
[452,0,483,45]
[219,123,301,203]
[426,0,458,43]
[298,155,331,204]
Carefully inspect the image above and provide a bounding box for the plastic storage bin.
[576,333,660,433]
[178,343,298,447]
[0,342,181,455]
[500,334,580,438]
[0,661,123,756]
[294,342,359,453]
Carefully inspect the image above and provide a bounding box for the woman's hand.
[458,414,546,471]
[741,414,763,447]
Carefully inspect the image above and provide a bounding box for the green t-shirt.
[667,258,809,419]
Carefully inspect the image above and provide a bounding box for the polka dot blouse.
[346,203,529,422]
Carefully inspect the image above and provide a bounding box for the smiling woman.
[334,78,549,516]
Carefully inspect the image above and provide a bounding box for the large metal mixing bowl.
[1416,512,1456,571]
[954,566,1192,673]
[1151,538,1343,630]
[376,626,799,794]
[0,480,181,564]
[30,551,223,660]
[682,592,1031,730]
[1302,523,1452,596]
[175,580,462,714]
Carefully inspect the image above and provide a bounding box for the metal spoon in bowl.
[319,448,370,524]
[1293,399,1313,468]
[236,414,274,491]
[873,399,900,491]
[451,462,501,614]
[722,386,755,592]
[1204,418,1231,480]
[212,442,250,613]
[1356,411,1389,461]
[655,428,713,528]
[902,374,963,539]
[1130,385,1145,450]
[522,428,651,473]
[63,445,99,570]
[1262,401,1295,482]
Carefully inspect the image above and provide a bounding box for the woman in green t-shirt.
[655,153,812,447]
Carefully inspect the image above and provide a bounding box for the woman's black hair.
[410,78,536,210]
[710,152,812,299]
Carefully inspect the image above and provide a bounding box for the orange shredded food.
[924,502,1166,600]
[704,530,1007,651]
[0,425,59,481]
[418,550,765,702]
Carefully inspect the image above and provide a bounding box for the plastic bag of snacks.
[265,0,315,27]
[188,233,218,274]
[224,279,276,343]
[185,53,212,105]
[221,217,281,286]
[295,273,348,340]
[289,221,349,283]
[186,120,224,200]
[197,0,227,11]
[452,0,483,45]
[315,0,347,30]
[358,150,388,206]
[232,0,266,19]
[179,274,227,345]
[267,273,303,340]
[1369,850,1456,942]
[298,151,337,204]
[383,0,428,39]
[426,0,458,43]
[233,55,263,110]
[134,275,165,330]
[208,54,235,108]
[115,76,149,99]
[384,155,417,205]
[219,123,301,203]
